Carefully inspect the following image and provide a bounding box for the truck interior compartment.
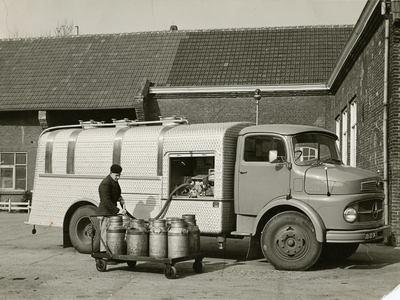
[169,156,215,198]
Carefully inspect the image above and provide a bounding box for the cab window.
[244,136,285,162]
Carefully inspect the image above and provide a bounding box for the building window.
[335,116,341,149]
[341,109,348,165]
[350,101,357,167]
[0,153,27,190]
[297,146,317,162]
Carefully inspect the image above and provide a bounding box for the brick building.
[0,0,400,245]
[331,0,399,246]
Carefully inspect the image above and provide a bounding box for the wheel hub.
[84,223,93,238]
[77,218,94,241]
[276,227,306,256]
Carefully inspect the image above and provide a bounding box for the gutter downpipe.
[383,2,389,227]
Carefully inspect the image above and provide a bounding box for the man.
[97,164,126,251]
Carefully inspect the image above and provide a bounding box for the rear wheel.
[69,205,100,254]
[261,211,322,271]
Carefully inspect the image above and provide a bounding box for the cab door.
[237,134,290,215]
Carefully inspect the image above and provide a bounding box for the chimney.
[170,25,178,31]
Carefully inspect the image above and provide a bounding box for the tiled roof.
[0,26,353,110]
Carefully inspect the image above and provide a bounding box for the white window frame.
[350,101,357,167]
[0,152,27,190]
[341,109,348,165]
[335,116,341,150]
[297,146,318,162]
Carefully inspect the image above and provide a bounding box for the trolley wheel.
[164,264,177,279]
[95,259,107,272]
[127,260,137,268]
[193,260,205,273]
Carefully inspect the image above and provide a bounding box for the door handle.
[240,171,247,174]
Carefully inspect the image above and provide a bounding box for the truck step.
[230,231,251,237]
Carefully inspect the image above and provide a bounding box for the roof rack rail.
[39,116,189,136]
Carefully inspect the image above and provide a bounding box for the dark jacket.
[97,175,122,215]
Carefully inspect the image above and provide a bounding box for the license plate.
[365,232,376,240]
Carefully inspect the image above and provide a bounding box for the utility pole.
[254,89,261,125]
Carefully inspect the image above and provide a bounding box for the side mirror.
[269,150,278,163]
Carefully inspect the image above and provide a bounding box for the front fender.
[253,197,326,243]
[64,197,99,217]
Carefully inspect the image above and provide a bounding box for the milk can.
[149,219,168,258]
[146,218,155,230]
[182,214,201,254]
[168,218,189,258]
[122,215,130,228]
[126,219,148,256]
[106,216,127,255]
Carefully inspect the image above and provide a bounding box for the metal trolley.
[89,215,205,279]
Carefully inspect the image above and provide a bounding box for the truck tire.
[261,211,322,271]
[69,205,100,254]
[320,243,359,262]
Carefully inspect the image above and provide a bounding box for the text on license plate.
[365,232,376,240]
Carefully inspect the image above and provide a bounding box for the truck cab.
[234,124,390,270]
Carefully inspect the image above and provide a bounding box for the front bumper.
[326,225,391,243]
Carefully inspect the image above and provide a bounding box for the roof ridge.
[0,24,354,42]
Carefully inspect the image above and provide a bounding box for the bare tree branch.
[54,18,75,37]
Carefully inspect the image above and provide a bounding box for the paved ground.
[0,212,399,300]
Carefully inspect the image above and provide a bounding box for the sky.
[0,0,368,39]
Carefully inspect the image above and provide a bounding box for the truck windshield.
[292,133,341,166]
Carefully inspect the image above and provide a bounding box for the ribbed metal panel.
[29,177,101,226]
[120,126,165,177]
[74,128,118,175]
[28,122,252,236]
[161,199,236,234]
[52,130,73,174]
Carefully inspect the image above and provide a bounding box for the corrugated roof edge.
[0,24,355,42]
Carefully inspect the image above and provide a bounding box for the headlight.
[344,207,357,223]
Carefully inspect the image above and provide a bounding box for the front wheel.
[69,205,100,254]
[261,211,322,271]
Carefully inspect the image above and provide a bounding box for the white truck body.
[29,119,249,235]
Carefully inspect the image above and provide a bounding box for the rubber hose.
[154,183,191,220]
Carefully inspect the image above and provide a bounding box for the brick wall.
[389,23,400,246]
[333,20,400,246]
[0,111,42,201]
[334,22,385,171]
[156,94,331,127]
[46,109,137,126]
